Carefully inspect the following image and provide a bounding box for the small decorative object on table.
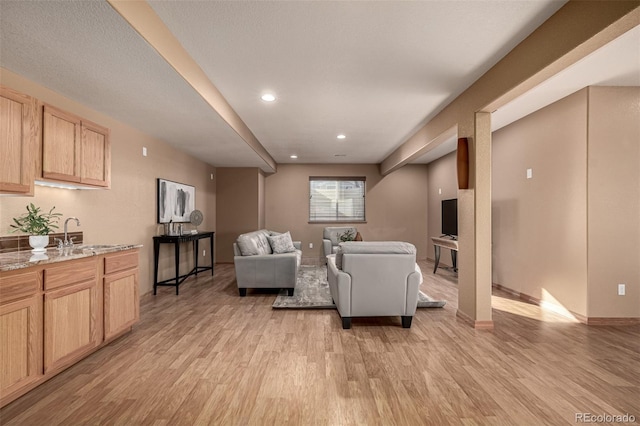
[190,209,203,233]
[10,203,62,252]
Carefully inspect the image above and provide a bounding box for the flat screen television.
[441,198,458,237]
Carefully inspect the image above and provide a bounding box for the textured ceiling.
[5,1,633,170]
[0,0,265,169]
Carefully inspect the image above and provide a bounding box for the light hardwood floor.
[1,261,639,425]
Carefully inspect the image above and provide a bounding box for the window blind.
[309,177,365,222]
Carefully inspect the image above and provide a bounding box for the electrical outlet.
[142,147,147,156]
[203,250,206,257]
[526,168,533,179]
[309,243,313,249]
[438,188,442,195]
[618,283,626,296]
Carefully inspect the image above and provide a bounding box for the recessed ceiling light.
[290,155,298,159]
[261,93,276,102]
[337,134,346,139]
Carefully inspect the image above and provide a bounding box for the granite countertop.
[0,244,143,272]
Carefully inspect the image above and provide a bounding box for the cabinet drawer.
[44,257,97,291]
[104,250,138,275]
[0,270,40,304]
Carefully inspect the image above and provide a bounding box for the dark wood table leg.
[153,238,160,295]
[210,235,214,276]
[433,245,441,273]
[194,239,199,276]
[452,250,458,272]
[174,241,180,295]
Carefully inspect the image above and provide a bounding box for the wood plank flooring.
[1,261,639,425]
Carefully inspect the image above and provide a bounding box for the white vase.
[29,235,49,253]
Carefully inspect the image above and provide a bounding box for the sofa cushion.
[236,229,273,256]
[267,231,296,254]
[340,241,416,255]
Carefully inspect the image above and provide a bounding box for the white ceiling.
[411,24,640,164]
[5,1,632,171]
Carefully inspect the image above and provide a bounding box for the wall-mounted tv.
[441,198,458,237]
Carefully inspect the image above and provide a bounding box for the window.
[309,177,366,222]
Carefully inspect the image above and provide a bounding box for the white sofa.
[327,241,422,329]
[233,230,302,297]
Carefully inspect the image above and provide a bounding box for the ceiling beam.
[380,0,640,175]
[107,0,277,173]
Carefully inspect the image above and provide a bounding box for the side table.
[153,231,214,295]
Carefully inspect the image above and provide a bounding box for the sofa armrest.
[405,268,422,316]
[327,256,352,316]
[323,239,333,258]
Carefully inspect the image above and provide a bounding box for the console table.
[153,231,214,295]
[431,236,458,274]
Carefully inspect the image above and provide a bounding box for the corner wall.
[0,69,216,295]
[587,87,640,319]
[215,167,261,263]
[426,151,458,265]
[492,89,589,317]
[264,164,429,263]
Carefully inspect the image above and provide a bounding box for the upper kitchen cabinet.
[0,86,38,195]
[42,104,111,188]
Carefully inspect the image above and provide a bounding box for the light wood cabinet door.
[104,268,139,341]
[0,295,43,402]
[44,280,99,373]
[41,104,111,188]
[80,119,110,187]
[0,86,37,195]
[42,104,82,183]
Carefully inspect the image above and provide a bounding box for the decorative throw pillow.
[267,231,296,254]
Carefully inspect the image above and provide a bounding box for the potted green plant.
[10,203,62,252]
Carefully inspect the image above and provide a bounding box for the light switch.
[438,188,442,195]
[526,168,533,179]
[142,147,148,157]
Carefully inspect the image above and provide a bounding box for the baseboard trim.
[456,309,494,330]
[586,317,640,326]
[492,283,637,325]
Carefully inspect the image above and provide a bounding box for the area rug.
[272,265,446,309]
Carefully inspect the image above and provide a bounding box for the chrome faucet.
[63,217,80,247]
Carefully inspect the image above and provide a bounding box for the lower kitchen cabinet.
[0,248,140,408]
[0,294,43,401]
[104,251,139,341]
[44,280,100,373]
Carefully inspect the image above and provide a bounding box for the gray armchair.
[322,226,357,262]
[327,241,422,329]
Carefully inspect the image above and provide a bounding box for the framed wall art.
[157,178,195,223]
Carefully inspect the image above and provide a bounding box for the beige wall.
[587,87,640,318]
[426,151,458,265]
[215,167,261,263]
[491,86,640,320]
[0,69,216,295]
[492,89,589,317]
[264,164,429,263]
